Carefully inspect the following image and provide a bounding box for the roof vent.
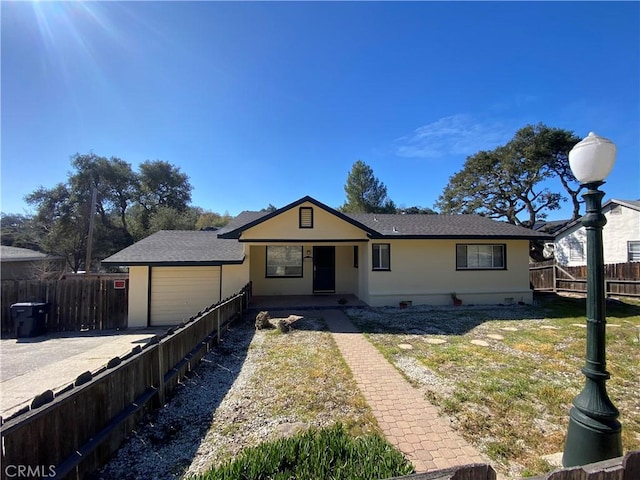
[392,226,399,233]
[373,216,379,222]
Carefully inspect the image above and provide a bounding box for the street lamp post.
[562,132,623,467]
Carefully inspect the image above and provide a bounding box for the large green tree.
[23,154,196,270]
[0,213,41,250]
[435,124,581,227]
[25,183,88,271]
[340,160,396,213]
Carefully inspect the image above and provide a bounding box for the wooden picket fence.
[0,283,252,480]
[530,261,640,297]
[1,274,128,336]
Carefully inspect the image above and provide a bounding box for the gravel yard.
[98,312,378,480]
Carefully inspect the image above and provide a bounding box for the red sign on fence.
[113,279,126,289]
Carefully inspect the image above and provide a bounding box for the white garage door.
[150,266,221,326]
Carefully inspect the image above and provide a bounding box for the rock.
[425,338,447,345]
[276,421,309,438]
[398,343,413,350]
[471,339,490,347]
[486,334,504,340]
[255,311,272,330]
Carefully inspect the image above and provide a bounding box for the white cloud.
[394,114,512,159]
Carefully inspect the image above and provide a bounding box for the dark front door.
[313,246,335,293]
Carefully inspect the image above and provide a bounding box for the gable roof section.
[612,199,640,212]
[348,213,552,240]
[101,231,244,266]
[1,246,58,262]
[553,198,640,238]
[217,196,379,239]
[218,195,550,241]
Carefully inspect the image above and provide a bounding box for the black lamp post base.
[562,406,623,467]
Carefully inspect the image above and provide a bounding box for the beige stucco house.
[102,196,551,327]
[553,199,640,266]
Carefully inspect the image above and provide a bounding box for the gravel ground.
[98,317,257,480]
[98,312,375,480]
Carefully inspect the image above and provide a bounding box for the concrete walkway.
[0,329,163,419]
[323,309,486,473]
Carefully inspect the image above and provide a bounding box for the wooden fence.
[1,274,129,336]
[390,450,639,479]
[530,261,640,297]
[0,283,252,480]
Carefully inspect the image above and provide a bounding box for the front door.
[313,246,335,293]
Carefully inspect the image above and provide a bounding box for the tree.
[137,160,192,213]
[0,213,41,250]
[261,204,278,213]
[25,183,88,271]
[398,205,437,215]
[23,153,196,269]
[340,160,396,213]
[195,209,232,230]
[435,124,581,227]
[147,205,199,234]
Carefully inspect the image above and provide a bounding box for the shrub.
[196,423,414,480]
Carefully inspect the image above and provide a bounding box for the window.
[299,207,313,228]
[456,244,505,270]
[569,241,585,262]
[629,241,640,262]
[372,244,390,270]
[266,246,303,277]
[353,246,359,268]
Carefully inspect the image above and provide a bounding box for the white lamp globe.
[568,132,616,184]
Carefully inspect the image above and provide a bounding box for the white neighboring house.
[554,199,640,266]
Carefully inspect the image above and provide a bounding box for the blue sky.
[2,1,639,221]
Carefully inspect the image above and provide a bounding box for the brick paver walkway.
[323,309,487,473]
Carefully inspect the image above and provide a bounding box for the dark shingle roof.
[219,196,550,240]
[102,196,553,266]
[216,211,269,235]
[101,231,244,266]
[346,213,552,239]
[1,246,53,262]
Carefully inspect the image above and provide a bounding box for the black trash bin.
[11,302,49,338]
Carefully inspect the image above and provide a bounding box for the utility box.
[11,302,49,338]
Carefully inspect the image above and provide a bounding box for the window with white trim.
[266,246,303,277]
[628,241,640,262]
[456,244,505,270]
[372,244,390,270]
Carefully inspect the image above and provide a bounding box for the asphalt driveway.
[0,328,165,419]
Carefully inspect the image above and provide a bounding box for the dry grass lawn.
[347,293,640,478]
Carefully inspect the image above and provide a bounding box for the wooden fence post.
[216,309,221,344]
[157,341,165,406]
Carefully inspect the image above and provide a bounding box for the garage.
[150,266,221,326]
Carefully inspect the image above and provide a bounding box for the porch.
[248,294,367,312]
